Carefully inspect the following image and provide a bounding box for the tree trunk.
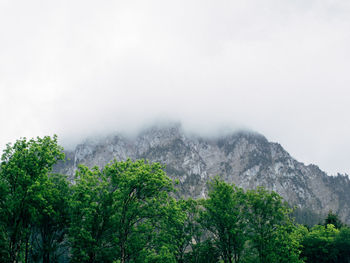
[43,252,50,263]
[25,237,29,263]
[121,244,125,263]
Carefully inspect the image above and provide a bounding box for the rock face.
[54,124,350,224]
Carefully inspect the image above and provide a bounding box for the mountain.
[54,124,350,224]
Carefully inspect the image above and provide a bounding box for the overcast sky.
[1,0,350,175]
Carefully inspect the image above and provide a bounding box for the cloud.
[1,0,350,174]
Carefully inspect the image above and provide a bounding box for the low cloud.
[1,0,350,175]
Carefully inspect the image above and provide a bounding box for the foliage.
[69,159,174,263]
[324,211,343,229]
[301,223,350,263]
[185,240,220,263]
[246,187,302,263]
[153,198,202,263]
[271,223,306,263]
[30,173,70,263]
[143,246,177,263]
[106,159,173,263]
[301,224,339,263]
[6,135,350,263]
[200,177,247,263]
[0,136,64,263]
[69,165,113,262]
[335,227,350,263]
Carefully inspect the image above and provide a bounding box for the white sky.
[1,0,350,175]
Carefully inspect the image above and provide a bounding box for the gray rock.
[54,124,350,224]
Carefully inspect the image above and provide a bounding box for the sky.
[1,0,350,175]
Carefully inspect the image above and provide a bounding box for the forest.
[0,136,349,263]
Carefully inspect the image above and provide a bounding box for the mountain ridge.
[54,124,350,224]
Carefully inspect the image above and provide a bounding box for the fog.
[1,0,350,175]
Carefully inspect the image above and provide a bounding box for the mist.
[1,0,350,175]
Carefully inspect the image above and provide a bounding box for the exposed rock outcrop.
[54,124,350,224]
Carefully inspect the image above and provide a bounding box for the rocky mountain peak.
[54,124,350,224]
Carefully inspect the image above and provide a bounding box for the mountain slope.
[54,124,350,224]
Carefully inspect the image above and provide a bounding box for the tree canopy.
[1,135,349,263]
[0,136,65,263]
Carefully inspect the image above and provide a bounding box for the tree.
[300,211,350,263]
[105,159,173,263]
[0,136,64,263]
[200,178,247,263]
[185,240,220,263]
[324,211,343,229]
[246,187,302,263]
[301,224,339,263]
[335,227,350,263]
[143,246,177,263]
[69,159,174,263]
[69,165,114,263]
[29,173,70,263]
[156,198,202,263]
[272,222,306,263]
[0,174,10,261]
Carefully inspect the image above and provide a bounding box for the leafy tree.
[185,240,220,263]
[0,174,10,261]
[0,224,9,262]
[0,136,64,263]
[143,246,177,263]
[324,211,343,229]
[200,178,247,263]
[69,165,114,263]
[335,227,350,263]
[300,210,350,262]
[271,223,306,263]
[156,198,202,263]
[69,159,174,263]
[29,173,70,263]
[301,224,339,263]
[246,187,302,263]
[105,159,173,263]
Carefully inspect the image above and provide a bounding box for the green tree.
[69,165,114,263]
[271,223,306,263]
[0,174,10,261]
[335,227,350,263]
[156,198,202,263]
[29,173,70,263]
[246,187,302,263]
[301,224,339,263]
[105,159,173,263]
[0,136,64,263]
[324,211,343,229]
[200,178,247,263]
[69,159,174,263]
[185,240,220,263]
[143,246,176,263]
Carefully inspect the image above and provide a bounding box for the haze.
[1,0,350,175]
